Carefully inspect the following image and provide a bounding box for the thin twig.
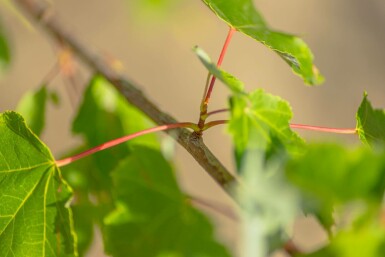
[14,0,237,194]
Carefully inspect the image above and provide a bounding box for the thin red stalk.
[204,27,236,105]
[56,122,198,167]
[203,120,228,131]
[207,108,229,117]
[290,124,357,134]
[203,120,357,135]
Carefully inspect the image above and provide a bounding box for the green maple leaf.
[0,112,77,256]
[356,92,385,147]
[228,89,304,168]
[201,0,324,85]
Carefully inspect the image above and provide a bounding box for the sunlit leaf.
[227,89,304,168]
[0,111,77,256]
[201,0,324,85]
[104,145,231,257]
[356,92,385,147]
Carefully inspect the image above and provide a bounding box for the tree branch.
[14,0,237,195]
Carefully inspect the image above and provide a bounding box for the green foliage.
[301,212,385,257]
[286,144,385,232]
[194,47,303,167]
[60,75,230,256]
[104,146,231,257]
[201,0,324,85]
[356,92,385,147]
[2,1,385,257]
[65,75,161,254]
[71,75,158,188]
[0,112,77,256]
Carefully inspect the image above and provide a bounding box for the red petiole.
[56,119,356,168]
[203,27,236,105]
[55,122,198,167]
[203,119,357,134]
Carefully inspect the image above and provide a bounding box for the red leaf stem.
[55,122,198,167]
[204,27,236,105]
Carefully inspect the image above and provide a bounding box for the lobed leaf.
[0,111,77,257]
[356,92,385,147]
[104,145,232,257]
[201,0,324,85]
[227,89,304,168]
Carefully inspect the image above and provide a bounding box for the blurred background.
[1,0,385,256]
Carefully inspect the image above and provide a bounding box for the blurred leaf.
[286,144,385,231]
[66,75,162,255]
[236,150,300,257]
[301,212,385,257]
[61,145,108,256]
[104,145,231,257]
[194,46,245,94]
[0,21,10,71]
[356,92,385,147]
[0,111,77,256]
[16,85,50,136]
[72,75,159,186]
[72,204,94,257]
[126,0,183,22]
[201,0,324,85]
[227,89,304,168]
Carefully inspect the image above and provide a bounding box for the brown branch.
[13,0,237,195]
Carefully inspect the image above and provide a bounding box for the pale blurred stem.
[198,27,236,131]
[56,122,199,167]
[187,195,238,221]
[203,120,358,134]
[14,0,237,194]
[41,60,60,86]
